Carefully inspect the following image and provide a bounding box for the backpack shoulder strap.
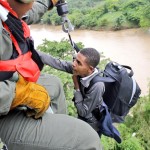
[86,74,115,92]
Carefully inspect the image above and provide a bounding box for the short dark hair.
[80,48,100,68]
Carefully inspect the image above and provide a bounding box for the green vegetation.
[101,95,150,150]
[38,40,150,150]
[41,0,150,30]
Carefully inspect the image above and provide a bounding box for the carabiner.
[62,15,74,33]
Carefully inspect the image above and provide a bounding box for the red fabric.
[0,0,40,82]
[0,52,40,82]
[0,0,18,17]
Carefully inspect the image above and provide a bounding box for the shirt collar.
[81,68,98,80]
[80,68,99,88]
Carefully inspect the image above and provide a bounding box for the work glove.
[11,75,50,119]
[48,0,59,9]
[51,0,59,6]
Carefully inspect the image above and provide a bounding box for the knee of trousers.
[37,74,64,100]
[0,112,102,150]
[73,119,102,150]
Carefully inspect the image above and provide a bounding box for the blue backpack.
[88,61,141,123]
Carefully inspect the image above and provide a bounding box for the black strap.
[85,75,115,92]
[6,13,25,43]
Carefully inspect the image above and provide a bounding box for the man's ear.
[89,65,94,73]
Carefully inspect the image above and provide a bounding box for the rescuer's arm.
[25,0,59,25]
[0,19,17,116]
[37,50,73,74]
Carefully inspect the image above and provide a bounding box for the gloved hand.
[11,75,50,119]
[47,0,59,9]
[51,0,59,6]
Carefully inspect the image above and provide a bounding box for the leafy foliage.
[41,0,150,30]
[124,96,150,149]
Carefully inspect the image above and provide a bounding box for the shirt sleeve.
[37,50,73,74]
[25,0,51,25]
[0,80,16,116]
[74,82,104,117]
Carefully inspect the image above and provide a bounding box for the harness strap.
[0,51,40,82]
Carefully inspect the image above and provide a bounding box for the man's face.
[8,0,34,18]
[72,52,93,77]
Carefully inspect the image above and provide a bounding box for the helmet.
[15,0,33,3]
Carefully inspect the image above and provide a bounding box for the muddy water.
[30,24,150,96]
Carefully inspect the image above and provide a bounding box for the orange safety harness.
[0,1,41,82]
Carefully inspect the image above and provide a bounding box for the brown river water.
[30,24,150,96]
